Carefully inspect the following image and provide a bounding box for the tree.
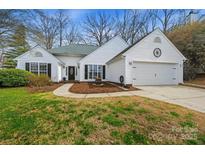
[140,10,157,35]
[3,24,30,68]
[28,10,59,49]
[153,9,179,33]
[0,10,17,67]
[55,10,70,46]
[168,22,205,80]
[115,10,149,44]
[83,12,114,46]
[115,10,131,43]
[65,23,86,45]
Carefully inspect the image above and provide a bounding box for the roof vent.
[35,52,43,57]
[154,37,161,43]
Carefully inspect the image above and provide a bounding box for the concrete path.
[133,85,205,113]
[53,84,205,113]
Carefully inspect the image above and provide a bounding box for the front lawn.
[0,87,205,144]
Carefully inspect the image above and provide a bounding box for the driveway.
[133,85,205,113]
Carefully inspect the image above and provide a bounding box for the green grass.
[0,87,205,144]
[102,114,125,127]
[111,131,121,139]
[180,120,196,128]
[170,111,180,118]
[123,130,149,144]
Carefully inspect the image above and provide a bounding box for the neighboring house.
[14,28,186,86]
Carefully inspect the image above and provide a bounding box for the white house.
[14,28,186,86]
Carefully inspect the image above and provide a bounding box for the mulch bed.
[69,82,138,94]
[186,77,205,86]
[27,83,63,93]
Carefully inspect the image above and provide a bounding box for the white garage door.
[132,62,178,85]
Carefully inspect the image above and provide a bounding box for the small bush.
[0,69,33,87]
[28,74,51,87]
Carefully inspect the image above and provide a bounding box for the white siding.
[107,57,125,83]
[56,56,83,80]
[124,29,185,85]
[15,46,63,82]
[79,36,128,81]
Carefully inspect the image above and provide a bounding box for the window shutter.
[25,63,30,71]
[48,63,51,78]
[103,65,105,79]
[66,67,68,76]
[85,65,88,79]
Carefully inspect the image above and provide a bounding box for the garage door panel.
[132,62,178,85]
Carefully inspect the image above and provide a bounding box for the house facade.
[14,28,186,86]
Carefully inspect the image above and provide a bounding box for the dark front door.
[68,66,75,80]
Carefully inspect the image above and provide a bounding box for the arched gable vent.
[154,37,162,43]
[34,52,43,57]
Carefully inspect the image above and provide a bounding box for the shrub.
[28,74,51,87]
[0,69,33,87]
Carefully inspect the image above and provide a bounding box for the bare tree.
[83,12,114,46]
[65,23,86,45]
[115,10,149,44]
[115,10,132,43]
[55,10,70,47]
[28,10,59,49]
[140,10,157,35]
[153,9,179,33]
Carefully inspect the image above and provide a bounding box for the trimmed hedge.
[0,69,33,87]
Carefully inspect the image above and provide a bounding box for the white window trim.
[29,62,49,76]
[86,64,104,80]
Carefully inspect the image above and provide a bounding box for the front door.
[68,66,75,80]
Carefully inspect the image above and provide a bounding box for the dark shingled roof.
[49,44,98,56]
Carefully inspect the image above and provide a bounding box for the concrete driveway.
[133,85,205,113]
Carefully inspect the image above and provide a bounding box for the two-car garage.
[107,28,186,86]
[131,62,178,86]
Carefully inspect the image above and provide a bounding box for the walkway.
[53,84,205,113]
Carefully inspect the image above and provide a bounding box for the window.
[85,64,105,79]
[39,63,48,75]
[27,62,50,77]
[89,65,93,79]
[97,65,102,78]
[93,65,97,78]
[30,62,38,75]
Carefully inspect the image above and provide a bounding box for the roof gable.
[14,45,64,65]
[79,35,129,64]
[107,28,186,64]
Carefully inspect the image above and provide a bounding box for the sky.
[47,9,125,23]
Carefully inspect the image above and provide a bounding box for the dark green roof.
[49,44,98,56]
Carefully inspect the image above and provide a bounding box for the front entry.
[68,66,75,80]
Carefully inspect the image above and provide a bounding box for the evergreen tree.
[3,24,29,68]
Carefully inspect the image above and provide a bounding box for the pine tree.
[3,24,29,68]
